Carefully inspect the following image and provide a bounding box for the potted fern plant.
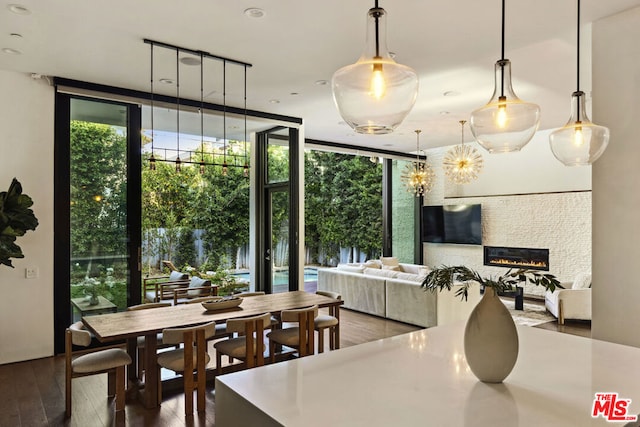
[421,265,562,383]
[0,178,39,268]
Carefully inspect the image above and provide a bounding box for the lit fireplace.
[483,246,549,271]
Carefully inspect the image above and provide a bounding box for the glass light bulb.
[496,97,508,129]
[573,124,583,147]
[370,62,386,99]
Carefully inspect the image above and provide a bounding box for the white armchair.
[545,273,591,324]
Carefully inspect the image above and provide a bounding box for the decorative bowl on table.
[201,296,243,311]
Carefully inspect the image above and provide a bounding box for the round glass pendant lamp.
[469,0,540,153]
[549,91,609,166]
[549,0,609,166]
[332,1,418,135]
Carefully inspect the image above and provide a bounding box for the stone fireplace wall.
[422,137,591,297]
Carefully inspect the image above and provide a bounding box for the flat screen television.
[421,204,482,245]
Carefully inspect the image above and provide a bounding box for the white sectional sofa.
[317,258,480,328]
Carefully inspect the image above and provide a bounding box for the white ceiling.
[1,0,639,154]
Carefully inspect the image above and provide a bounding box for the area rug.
[500,298,556,327]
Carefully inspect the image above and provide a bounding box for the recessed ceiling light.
[389,51,396,59]
[244,8,265,18]
[440,111,450,115]
[10,33,23,39]
[2,47,21,55]
[159,78,174,84]
[443,90,460,97]
[7,4,30,14]
[180,57,201,66]
[269,99,280,104]
[290,92,299,96]
[383,143,393,147]
[315,79,328,86]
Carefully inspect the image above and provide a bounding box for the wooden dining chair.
[314,291,341,353]
[267,305,318,363]
[156,321,216,415]
[65,321,132,418]
[127,302,173,378]
[213,312,272,374]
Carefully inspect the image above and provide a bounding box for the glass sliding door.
[54,94,141,352]
[257,126,299,294]
[267,189,290,293]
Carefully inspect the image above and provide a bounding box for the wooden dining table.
[81,290,344,409]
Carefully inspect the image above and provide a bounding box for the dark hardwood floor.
[0,306,588,427]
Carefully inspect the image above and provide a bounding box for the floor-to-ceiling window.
[54,93,142,352]
[140,103,251,296]
[53,79,302,353]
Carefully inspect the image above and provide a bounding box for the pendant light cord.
[150,44,154,154]
[576,0,580,93]
[223,60,227,167]
[244,64,248,165]
[374,0,381,58]
[176,50,180,160]
[200,52,204,165]
[501,0,505,61]
[500,0,505,97]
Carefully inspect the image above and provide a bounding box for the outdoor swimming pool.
[233,268,318,286]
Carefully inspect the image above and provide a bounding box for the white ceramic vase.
[464,287,518,383]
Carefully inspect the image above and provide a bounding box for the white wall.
[0,71,55,364]
[423,131,592,297]
[592,6,640,346]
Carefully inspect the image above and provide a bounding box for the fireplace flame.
[488,258,548,269]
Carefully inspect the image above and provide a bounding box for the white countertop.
[215,323,640,426]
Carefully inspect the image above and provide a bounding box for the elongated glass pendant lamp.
[549,0,609,166]
[470,0,540,153]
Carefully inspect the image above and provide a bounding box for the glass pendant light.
[549,0,609,166]
[443,120,484,184]
[332,0,418,134]
[470,0,540,153]
[401,130,435,196]
[148,43,156,171]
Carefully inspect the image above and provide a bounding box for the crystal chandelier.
[443,120,484,184]
[401,130,435,196]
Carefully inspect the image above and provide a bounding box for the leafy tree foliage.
[304,151,382,265]
[70,121,127,267]
[142,146,250,272]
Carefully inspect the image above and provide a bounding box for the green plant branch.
[421,265,563,301]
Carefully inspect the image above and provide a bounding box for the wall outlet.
[25,267,38,279]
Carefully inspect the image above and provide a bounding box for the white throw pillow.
[380,256,400,268]
[382,265,401,271]
[336,264,365,273]
[169,270,189,281]
[364,260,382,269]
[187,276,210,297]
[572,273,592,289]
